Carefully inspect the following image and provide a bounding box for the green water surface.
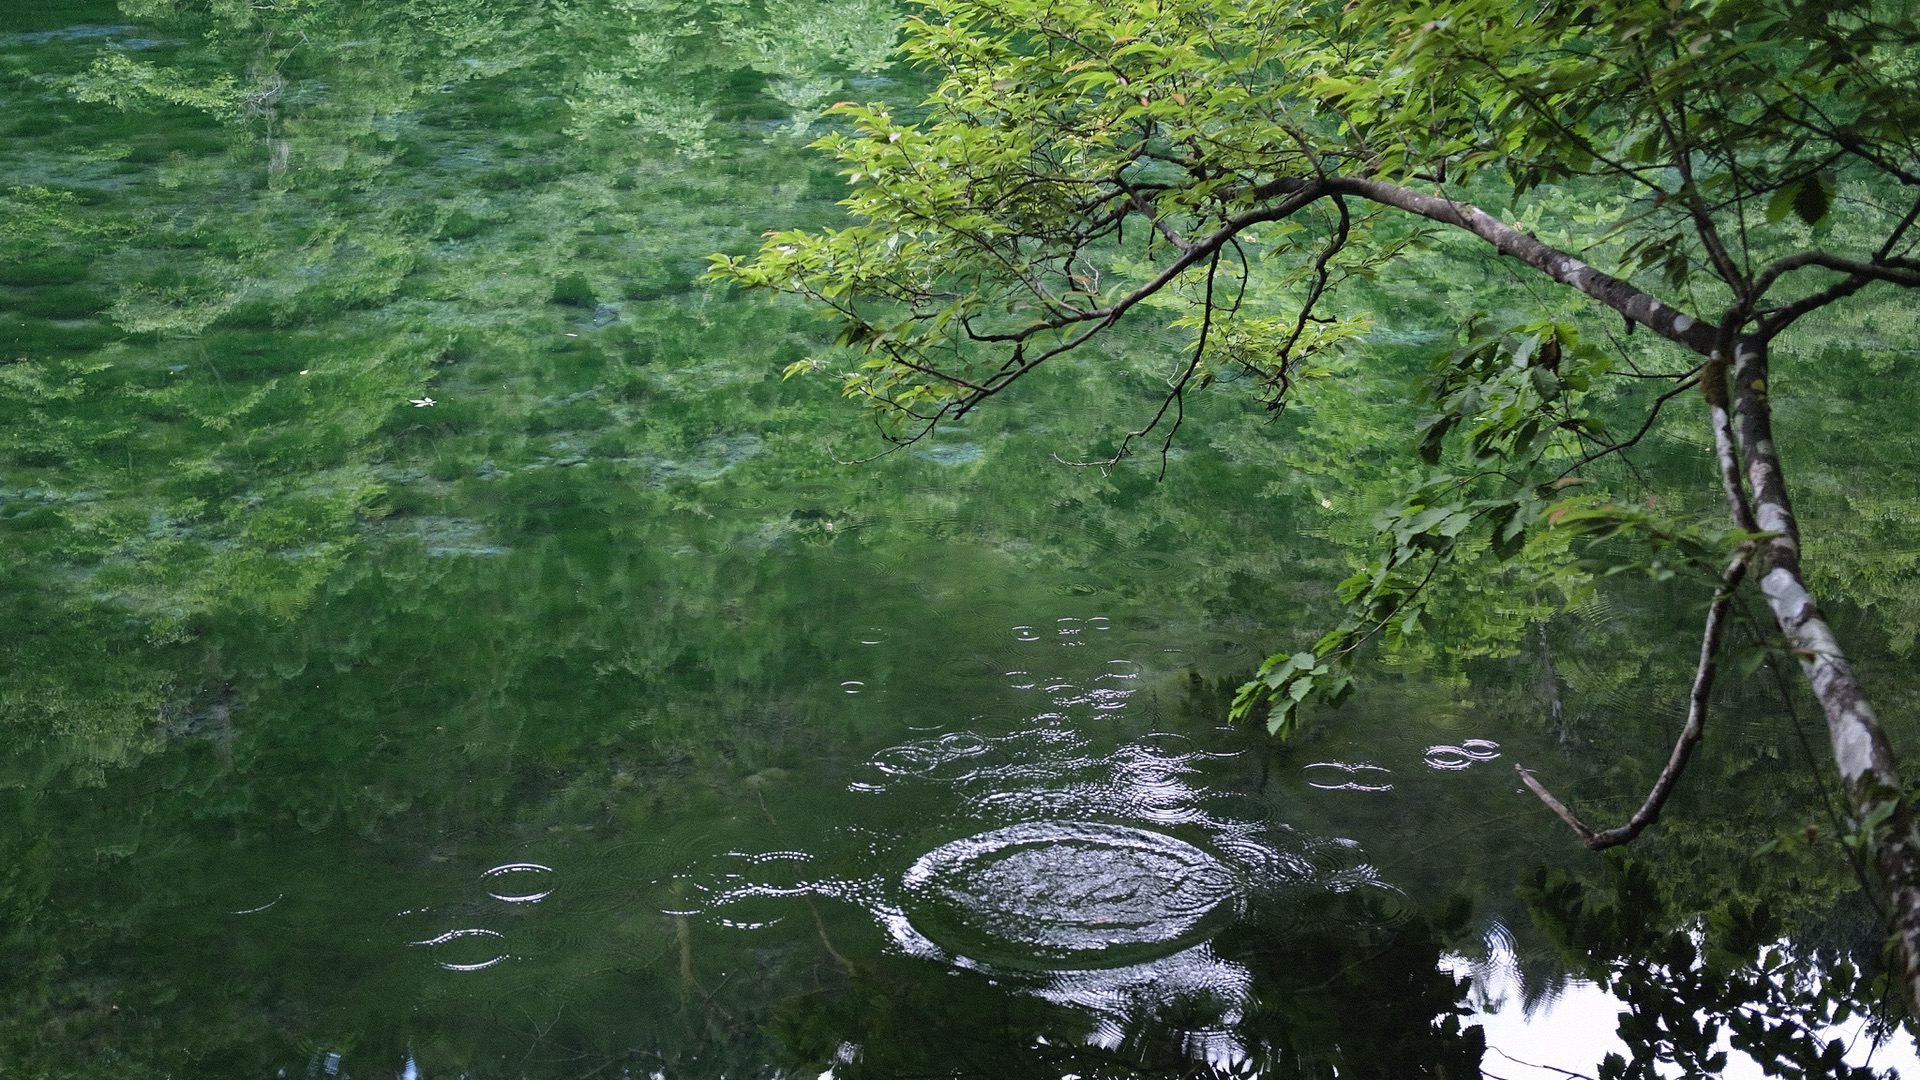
[2,2,1918,1077]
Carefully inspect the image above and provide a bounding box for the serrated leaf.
[1794,172,1833,226]
[1767,174,1833,226]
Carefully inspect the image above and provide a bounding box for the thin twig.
[1518,554,1746,850]
[1489,1046,1600,1080]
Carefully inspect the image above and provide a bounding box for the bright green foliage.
[715,0,1920,735]
[0,1,1911,1073]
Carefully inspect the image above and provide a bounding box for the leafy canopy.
[714,0,1920,734]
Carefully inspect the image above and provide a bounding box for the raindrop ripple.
[900,821,1242,971]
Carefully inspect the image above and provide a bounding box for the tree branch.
[1707,312,1760,534]
[1056,248,1223,471]
[1646,69,1749,295]
[959,181,1331,346]
[1318,177,1722,357]
[1750,251,1920,338]
[1517,554,1746,850]
[1754,250,1920,300]
[1756,273,1879,340]
[1558,372,1702,478]
[1266,195,1351,405]
[1114,173,1195,254]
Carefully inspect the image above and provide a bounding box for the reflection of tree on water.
[1520,859,1901,1080]
[767,891,1486,1079]
[668,662,1481,1077]
[0,0,913,788]
[0,0,1916,1076]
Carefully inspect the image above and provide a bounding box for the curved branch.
[1757,273,1879,340]
[1517,555,1746,850]
[1754,250,1920,300]
[1878,194,1920,261]
[1114,173,1195,254]
[858,174,1730,425]
[1640,65,1749,294]
[1057,248,1224,471]
[1556,372,1702,478]
[1752,251,1920,338]
[959,181,1332,346]
[1266,195,1352,406]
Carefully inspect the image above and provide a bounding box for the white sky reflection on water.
[1447,938,1920,1079]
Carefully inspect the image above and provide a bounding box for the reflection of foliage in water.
[766,890,1486,1078]
[0,0,908,772]
[0,0,1915,1075]
[1524,857,1900,1080]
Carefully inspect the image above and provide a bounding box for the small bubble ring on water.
[1302,761,1394,792]
[1422,739,1502,771]
[866,732,992,784]
[409,928,509,971]
[481,863,555,904]
[749,849,811,864]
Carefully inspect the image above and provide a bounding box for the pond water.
[2,2,1918,1077]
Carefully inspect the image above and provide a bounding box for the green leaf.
[1488,501,1527,561]
[1321,674,1356,707]
[1794,171,1834,227]
[1767,172,1834,227]
[1764,181,1799,225]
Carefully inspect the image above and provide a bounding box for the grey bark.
[1313,177,1920,1012]
[1728,335,1920,1014]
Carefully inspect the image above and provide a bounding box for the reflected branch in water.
[1516,555,1746,850]
[1487,1045,1598,1080]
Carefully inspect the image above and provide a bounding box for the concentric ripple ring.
[900,820,1242,970]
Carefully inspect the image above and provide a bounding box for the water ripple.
[481,863,554,904]
[1423,739,1501,771]
[409,928,509,971]
[1302,761,1395,792]
[900,821,1243,970]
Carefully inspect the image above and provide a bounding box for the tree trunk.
[1730,335,1920,1015]
[1285,179,1920,1010]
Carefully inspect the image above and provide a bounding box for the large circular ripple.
[901,821,1242,970]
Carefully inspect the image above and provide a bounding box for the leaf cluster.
[714,0,1920,746]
